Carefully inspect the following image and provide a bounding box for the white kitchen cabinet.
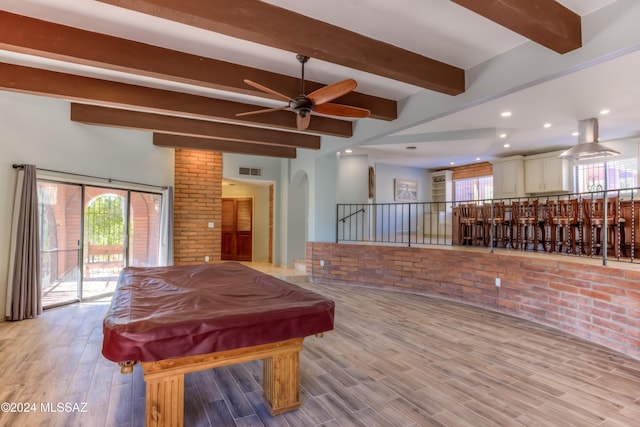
[491,156,525,199]
[524,152,569,194]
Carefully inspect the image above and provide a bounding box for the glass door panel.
[38,181,82,308]
[38,181,164,308]
[83,187,127,299]
[129,191,162,267]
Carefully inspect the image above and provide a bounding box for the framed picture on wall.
[394,179,418,201]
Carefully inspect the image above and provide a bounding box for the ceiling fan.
[236,54,371,131]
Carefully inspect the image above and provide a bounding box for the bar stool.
[458,203,484,246]
[585,197,626,257]
[503,202,516,249]
[458,204,472,245]
[572,198,589,255]
[537,201,551,252]
[547,199,578,254]
[483,202,506,248]
[514,200,541,251]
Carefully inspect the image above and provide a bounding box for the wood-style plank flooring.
[1,263,639,426]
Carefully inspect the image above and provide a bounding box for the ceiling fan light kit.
[237,54,370,130]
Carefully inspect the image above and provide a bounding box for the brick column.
[173,149,222,265]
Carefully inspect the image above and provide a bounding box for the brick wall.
[173,149,222,265]
[439,162,493,180]
[307,242,640,360]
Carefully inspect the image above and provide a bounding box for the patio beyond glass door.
[83,187,128,300]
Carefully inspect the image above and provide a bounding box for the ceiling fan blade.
[297,114,311,131]
[314,103,370,118]
[307,79,357,106]
[236,106,288,117]
[243,79,294,102]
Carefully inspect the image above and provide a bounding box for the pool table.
[102,262,335,426]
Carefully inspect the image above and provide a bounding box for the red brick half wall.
[307,242,640,360]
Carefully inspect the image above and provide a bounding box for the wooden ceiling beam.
[0,10,396,121]
[96,0,465,95]
[0,62,352,137]
[153,133,297,158]
[70,104,320,149]
[451,0,581,54]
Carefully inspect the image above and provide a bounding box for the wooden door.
[221,198,253,261]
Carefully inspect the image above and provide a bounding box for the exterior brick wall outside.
[173,149,222,265]
[307,242,640,360]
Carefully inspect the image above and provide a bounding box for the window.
[454,176,493,202]
[574,158,637,193]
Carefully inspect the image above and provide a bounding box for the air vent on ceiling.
[239,167,262,176]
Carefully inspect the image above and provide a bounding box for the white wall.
[223,154,283,183]
[373,163,430,203]
[287,170,308,266]
[312,153,339,242]
[337,154,369,204]
[1,91,174,320]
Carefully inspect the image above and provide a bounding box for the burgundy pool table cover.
[102,262,335,362]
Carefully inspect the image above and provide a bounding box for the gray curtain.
[6,165,41,320]
[159,186,174,266]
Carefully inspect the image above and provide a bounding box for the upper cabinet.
[524,151,570,194]
[492,156,525,199]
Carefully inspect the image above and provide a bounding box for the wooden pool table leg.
[263,349,301,415]
[138,338,304,426]
[144,372,185,427]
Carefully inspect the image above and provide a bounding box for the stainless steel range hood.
[559,118,620,160]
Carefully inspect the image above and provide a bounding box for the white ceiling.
[1,0,637,170]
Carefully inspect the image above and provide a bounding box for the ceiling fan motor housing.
[290,95,313,116]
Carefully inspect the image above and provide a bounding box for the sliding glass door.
[38,181,83,307]
[38,181,163,308]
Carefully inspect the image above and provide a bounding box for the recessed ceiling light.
[572,131,579,137]
[501,111,512,117]
[476,157,481,161]
[499,133,507,138]
[345,149,353,153]
[544,123,552,128]
[450,161,455,165]
[406,146,417,150]
[503,143,510,148]
[600,109,610,115]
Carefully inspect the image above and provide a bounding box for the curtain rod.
[12,164,168,190]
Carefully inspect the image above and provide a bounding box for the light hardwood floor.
[1,264,639,426]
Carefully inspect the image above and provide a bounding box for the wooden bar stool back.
[459,203,484,246]
[547,199,578,254]
[514,200,540,251]
[483,202,506,248]
[585,197,626,257]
